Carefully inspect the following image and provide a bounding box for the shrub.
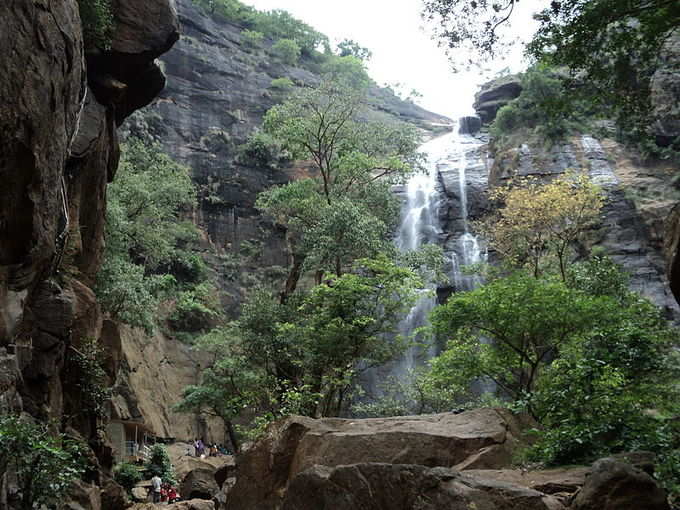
[0,416,86,509]
[270,77,295,91]
[77,0,114,50]
[66,337,111,420]
[242,29,264,49]
[143,444,175,483]
[114,462,143,493]
[170,282,222,333]
[238,132,284,167]
[272,38,301,65]
[490,65,572,143]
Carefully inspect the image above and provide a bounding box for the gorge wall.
[107,0,453,445]
[127,0,451,313]
[0,0,179,501]
[469,60,680,320]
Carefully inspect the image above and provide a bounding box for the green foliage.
[490,66,575,143]
[260,80,423,288]
[425,257,679,473]
[0,416,86,510]
[97,137,204,333]
[429,272,606,400]
[143,444,175,484]
[241,29,264,49]
[66,337,112,420]
[178,256,422,426]
[336,39,372,61]
[77,0,114,50]
[169,282,222,333]
[321,55,372,91]
[114,462,143,493]
[424,0,680,152]
[656,449,680,506]
[272,38,301,65]
[238,131,286,167]
[269,77,295,91]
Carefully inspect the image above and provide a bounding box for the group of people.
[150,475,180,504]
[191,438,230,458]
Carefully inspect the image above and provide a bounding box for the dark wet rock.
[0,0,85,299]
[101,477,130,510]
[473,75,522,124]
[571,457,669,510]
[665,203,680,304]
[181,468,220,500]
[459,116,482,135]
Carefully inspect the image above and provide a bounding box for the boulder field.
[218,409,670,510]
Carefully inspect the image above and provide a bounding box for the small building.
[107,419,156,463]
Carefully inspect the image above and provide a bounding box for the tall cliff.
[470,47,680,318]
[0,0,179,502]
[104,0,453,445]
[126,0,450,314]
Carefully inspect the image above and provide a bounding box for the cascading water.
[361,124,487,400]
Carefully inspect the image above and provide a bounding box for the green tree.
[428,272,605,406]
[0,416,85,510]
[272,38,301,65]
[96,138,199,332]
[321,55,372,90]
[260,80,423,300]
[175,328,272,452]
[336,39,373,61]
[179,256,422,425]
[423,0,680,147]
[143,444,175,483]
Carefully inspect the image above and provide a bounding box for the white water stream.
[362,127,487,400]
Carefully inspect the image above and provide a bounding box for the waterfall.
[360,125,488,403]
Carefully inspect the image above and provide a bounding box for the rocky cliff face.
[471,71,680,318]
[126,0,451,312]
[0,0,179,497]
[104,0,453,445]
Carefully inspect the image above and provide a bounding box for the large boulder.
[181,468,220,500]
[459,116,482,135]
[228,409,530,510]
[100,477,129,510]
[571,457,669,510]
[281,463,565,510]
[473,75,522,124]
[65,480,102,510]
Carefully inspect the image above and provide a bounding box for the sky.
[243,0,540,119]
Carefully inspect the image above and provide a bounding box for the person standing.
[151,474,162,503]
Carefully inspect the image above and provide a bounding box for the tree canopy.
[259,79,424,300]
[423,0,680,144]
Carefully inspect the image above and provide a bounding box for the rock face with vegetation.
[128,0,450,312]
[0,0,178,506]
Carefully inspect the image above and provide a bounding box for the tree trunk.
[280,252,304,304]
[225,420,240,454]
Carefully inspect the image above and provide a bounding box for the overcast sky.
[243,0,540,119]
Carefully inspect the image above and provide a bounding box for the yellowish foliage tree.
[479,173,604,280]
